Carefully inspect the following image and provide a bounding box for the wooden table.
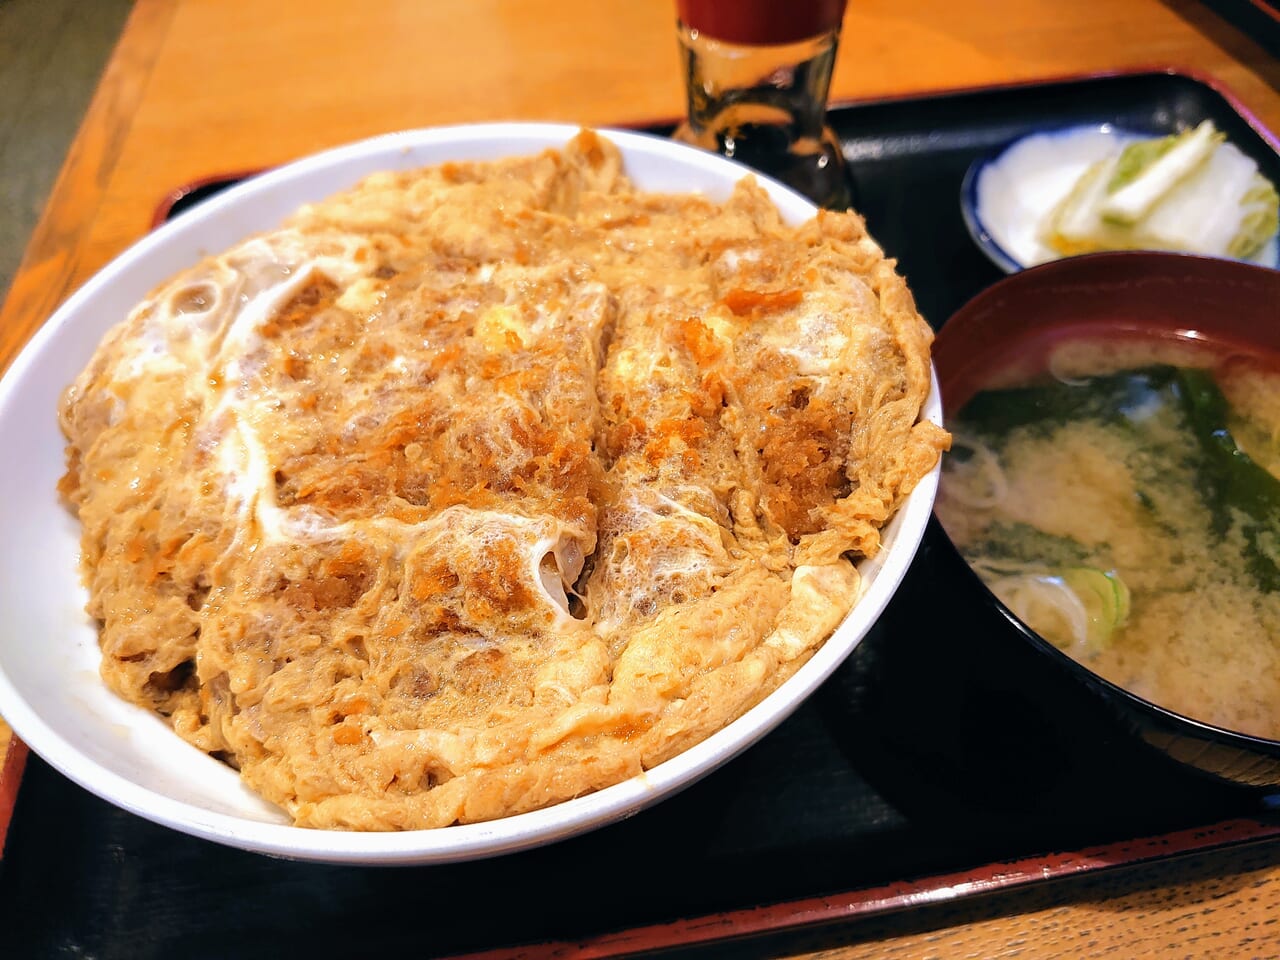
[2,0,1279,956]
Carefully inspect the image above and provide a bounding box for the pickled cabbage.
[1041,121,1279,261]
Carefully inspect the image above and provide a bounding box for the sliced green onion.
[989,572,1090,655]
[941,435,1007,509]
[1061,566,1130,649]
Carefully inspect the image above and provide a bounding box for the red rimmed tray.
[3,69,1279,957]
[449,817,1280,959]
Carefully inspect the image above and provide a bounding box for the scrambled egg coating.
[58,131,947,830]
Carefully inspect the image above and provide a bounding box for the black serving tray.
[4,70,1280,960]
[1200,0,1280,58]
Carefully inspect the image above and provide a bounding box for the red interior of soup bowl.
[934,251,1280,413]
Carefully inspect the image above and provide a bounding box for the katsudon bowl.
[860,252,1280,829]
[0,122,943,864]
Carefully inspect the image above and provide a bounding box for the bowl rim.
[934,249,1280,761]
[0,120,944,863]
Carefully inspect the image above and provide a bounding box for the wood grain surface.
[783,841,1280,959]
[1,0,1280,955]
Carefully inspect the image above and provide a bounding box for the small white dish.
[961,123,1280,273]
[0,122,942,865]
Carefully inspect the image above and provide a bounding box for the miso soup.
[936,337,1280,740]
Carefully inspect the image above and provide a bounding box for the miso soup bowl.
[876,251,1280,811]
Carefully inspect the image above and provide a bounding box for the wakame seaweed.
[955,367,1179,436]
[1173,368,1280,591]
[968,521,1091,569]
[956,365,1280,592]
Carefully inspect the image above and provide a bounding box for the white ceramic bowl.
[0,122,942,864]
